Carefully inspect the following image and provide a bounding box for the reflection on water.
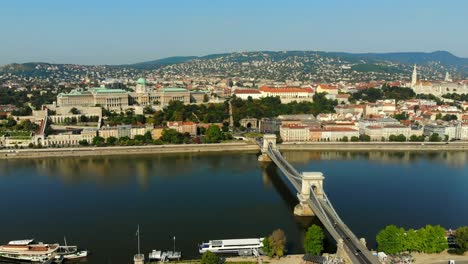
[0,151,466,264]
[283,150,468,168]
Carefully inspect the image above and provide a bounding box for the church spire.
[411,65,417,87]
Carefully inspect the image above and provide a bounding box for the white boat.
[0,239,59,262]
[148,250,162,261]
[55,237,88,260]
[166,251,181,260]
[199,238,264,255]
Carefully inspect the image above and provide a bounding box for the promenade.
[1,141,467,159]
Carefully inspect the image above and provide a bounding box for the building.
[233,89,263,100]
[359,117,401,134]
[259,118,282,133]
[316,84,339,95]
[258,86,314,103]
[280,124,310,142]
[167,121,197,136]
[364,125,411,141]
[240,118,258,130]
[410,65,468,95]
[57,87,130,110]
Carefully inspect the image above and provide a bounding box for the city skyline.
[1,0,468,65]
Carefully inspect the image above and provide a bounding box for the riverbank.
[0,143,259,159]
[1,141,467,159]
[279,141,468,151]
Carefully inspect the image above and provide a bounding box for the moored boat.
[199,238,264,255]
[0,239,59,262]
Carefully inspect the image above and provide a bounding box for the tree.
[351,136,359,142]
[69,107,80,114]
[455,226,468,252]
[106,136,118,146]
[376,225,407,254]
[304,224,324,255]
[359,134,371,142]
[143,105,155,115]
[341,136,349,142]
[92,136,105,146]
[204,125,223,143]
[429,133,442,142]
[406,228,423,253]
[78,140,89,146]
[268,229,287,258]
[80,115,89,122]
[200,251,219,264]
[418,225,448,253]
[5,117,17,128]
[410,135,425,142]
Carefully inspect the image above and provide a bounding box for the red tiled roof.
[233,89,261,94]
[260,86,313,93]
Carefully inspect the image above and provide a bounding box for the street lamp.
[173,236,176,252]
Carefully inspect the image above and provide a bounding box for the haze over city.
[1,0,468,65]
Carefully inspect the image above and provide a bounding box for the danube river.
[0,151,467,264]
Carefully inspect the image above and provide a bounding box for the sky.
[1,0,467,65]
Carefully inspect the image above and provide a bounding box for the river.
[0,150,466,264]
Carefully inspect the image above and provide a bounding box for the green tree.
[359,134,371,142]
[143,105,155,115]
[429,133,442,142]
[455,226,468,252]
[406,228,423,253]
[341,136,349,142]
[419,225,448,253]
[92,136,105,146]
[78,140,89,146]
[376,225,407,254]
[351,136,359,142]
[6,117,17,128]
[204,125,223,143]
[106,136,118,146]
[69,107,80,114]
[200,251,219,264]
[268,229,287,258]
[304,224,324,255]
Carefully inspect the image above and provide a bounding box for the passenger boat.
[198,238,264,255]
[0,239,59,262]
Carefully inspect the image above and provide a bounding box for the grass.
[243,132,264,138]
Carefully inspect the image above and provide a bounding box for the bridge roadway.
[264,143,378,264]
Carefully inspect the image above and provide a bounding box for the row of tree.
[376,225,448,254]
[351,85,416,103]
[84,126,231,147]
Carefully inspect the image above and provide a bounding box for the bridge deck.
[262,141,379,264]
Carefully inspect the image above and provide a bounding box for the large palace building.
[57,78,194,110]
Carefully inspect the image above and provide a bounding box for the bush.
[200,251,219,264]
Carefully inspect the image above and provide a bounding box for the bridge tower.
[258,134,277,162]
[294,172,325,216]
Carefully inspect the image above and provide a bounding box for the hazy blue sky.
[1,0,467,65]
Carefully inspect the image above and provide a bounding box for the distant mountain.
[129,50,468,70]
[2,50,467,81]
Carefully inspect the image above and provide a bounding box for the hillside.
[2,50,467,82]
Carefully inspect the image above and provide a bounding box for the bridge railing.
[264,142,378,264]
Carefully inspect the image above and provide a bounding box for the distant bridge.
[258,135,379,264]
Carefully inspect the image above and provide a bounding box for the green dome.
[137,78,147,85]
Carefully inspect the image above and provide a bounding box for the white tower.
[445,72,452,82]
[411,65,417,87]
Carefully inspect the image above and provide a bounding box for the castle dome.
[137,78,147,85]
